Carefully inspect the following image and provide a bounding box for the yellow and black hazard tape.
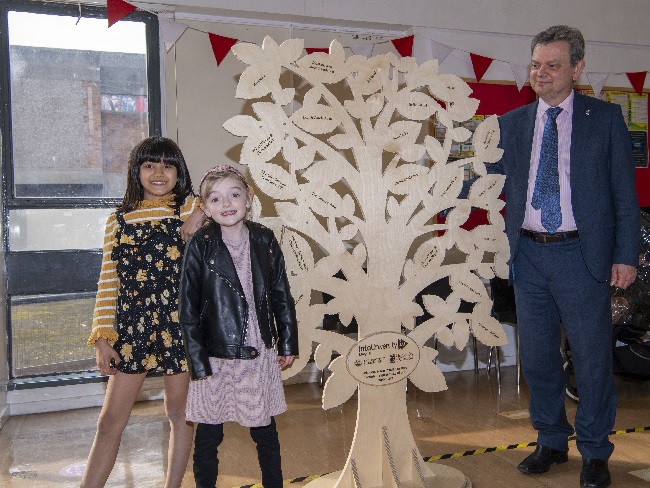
[424,425,650,462]
[234,426,650,487]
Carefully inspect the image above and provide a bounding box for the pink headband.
[199,165,247,190]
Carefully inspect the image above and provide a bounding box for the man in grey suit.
[493,25,639,488]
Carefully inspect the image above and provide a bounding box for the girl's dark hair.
[118,136,193,213]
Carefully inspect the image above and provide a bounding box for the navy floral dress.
[111,207,189,374]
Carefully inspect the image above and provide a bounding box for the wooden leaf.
[297,45,347,84]
[430,166,464,202]
[407,346,447,393]
[323,357,358,409]
[302,159,344,186]
[451,320,470,349]
[282,229,315,275]
[424,135,447,164]
[236,65,275,99]
[472,115,504,164]
[282,137,317,170]
[328,133,355,150]
[278,38,305,65]
[314,343,334,370]
[468,174,505,204]
[338,224,359,241]
[407,60,439,89]
[386,195,399,218]
[446,97,480,123]
[231,41,264,66]
[300,183,347,218]
[388,163,428,195]
[413,238,444,272]
[223,115,261,137]
[447,126,472,143]
[353,57,388,95]
[344,93,384,119]
[450,272,489,303]
[470,307,507,347]
[427,73,473,102]
[395,91,438,121]
[248,162,295,199]
[292,104,341,134]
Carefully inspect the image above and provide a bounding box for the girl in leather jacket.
[179,165,298,488]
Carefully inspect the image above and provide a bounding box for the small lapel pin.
[585,109,591,115]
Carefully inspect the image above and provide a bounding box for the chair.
[487,277,520,389]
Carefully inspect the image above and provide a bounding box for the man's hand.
[95,338,121,375]
[611,263,637,290]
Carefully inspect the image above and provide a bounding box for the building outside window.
[1,0,161,379]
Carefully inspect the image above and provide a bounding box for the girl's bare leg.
[163,372,193,488]
[81,371,147,488]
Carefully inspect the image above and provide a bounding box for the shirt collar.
[536,90,574,120]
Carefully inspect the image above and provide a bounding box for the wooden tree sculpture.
[224,36,509,488]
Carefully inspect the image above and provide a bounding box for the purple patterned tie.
[531,106,563,233]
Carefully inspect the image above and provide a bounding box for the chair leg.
[487,346,493,377]
[515,329,521,387]
[495,346,501,390]
[472,335,479,374]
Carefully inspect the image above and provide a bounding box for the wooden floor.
[1,367,649,487]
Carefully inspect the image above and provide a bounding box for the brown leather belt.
[520,228,579,243]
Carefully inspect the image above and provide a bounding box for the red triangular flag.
[391,35,414,57]
[208,33,238,66]
[470,53,494,83]
[626,71,647,95]
[305,48,329,55]
[107,0,137,28]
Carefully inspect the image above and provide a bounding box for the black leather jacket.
[179,220,298,380]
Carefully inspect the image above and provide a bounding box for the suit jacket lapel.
[513,101,538,200]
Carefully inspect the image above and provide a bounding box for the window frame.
[0,0,162,381]
[0,0,162,210]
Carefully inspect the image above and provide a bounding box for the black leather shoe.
[580,459,611,488]
[517,445,569,474]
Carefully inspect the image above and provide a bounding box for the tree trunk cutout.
[224,37,509,488]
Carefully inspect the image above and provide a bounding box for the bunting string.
[106,0,648,94]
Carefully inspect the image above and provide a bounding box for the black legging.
[193,417,283,488]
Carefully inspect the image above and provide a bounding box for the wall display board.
[223,37,512,488]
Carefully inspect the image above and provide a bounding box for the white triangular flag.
[159,18,188,52]
[428,39,454,64]
[586,72,609,98]
[350,44,374,58]
[511,63,530,91]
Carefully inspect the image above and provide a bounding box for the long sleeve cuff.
[86,327,119,346]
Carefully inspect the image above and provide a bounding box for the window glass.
[11,294,96,377]
[8,11,149,199]
[8,208,113,251]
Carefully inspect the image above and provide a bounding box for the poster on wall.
[580,90,648,168]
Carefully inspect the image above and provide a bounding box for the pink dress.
[185,232,287,427]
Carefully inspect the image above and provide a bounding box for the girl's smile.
[140,161,178,200]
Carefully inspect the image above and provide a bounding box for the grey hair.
[531,25,585,66]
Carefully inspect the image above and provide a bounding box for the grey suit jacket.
[494,91,639,282]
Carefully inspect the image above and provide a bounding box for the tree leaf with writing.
[388,163,429,195]
[395,90,438,121]
[248,162,296,199]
